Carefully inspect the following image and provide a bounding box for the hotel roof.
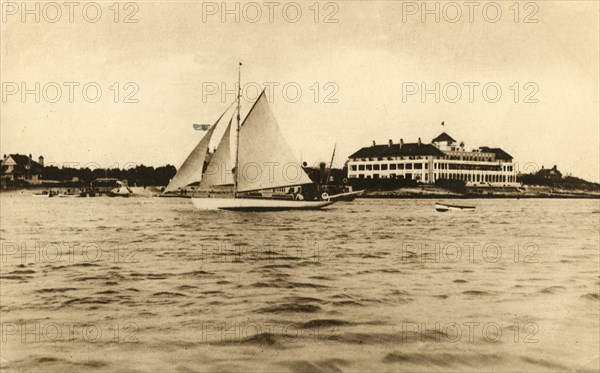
[432,132,456,143]
[478,147,513,161]
[349,143,445,159]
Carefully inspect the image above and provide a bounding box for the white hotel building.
[346,132,519,186]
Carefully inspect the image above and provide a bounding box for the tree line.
[517,174,600,191]
[42,164,177,186]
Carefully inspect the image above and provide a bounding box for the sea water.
[1,194,598,372]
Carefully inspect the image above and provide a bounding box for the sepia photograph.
[1,1,599,372]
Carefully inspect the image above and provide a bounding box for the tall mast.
[234,62,242,198]
[325,144,336,185]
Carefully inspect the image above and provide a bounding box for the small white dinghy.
[109,181,133,197]
[435,202,476,212]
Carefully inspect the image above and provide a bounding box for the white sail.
[163,125,216,193]
[200,117,234,187]
[237,91,313,193]
[164,104,234,193]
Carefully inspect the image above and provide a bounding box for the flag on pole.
[193,124,211,131]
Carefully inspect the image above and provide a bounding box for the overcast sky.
[1,1,598,181]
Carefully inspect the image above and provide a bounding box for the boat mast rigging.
[234,62,242,198]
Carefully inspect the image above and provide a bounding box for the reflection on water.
[1,195,599,372]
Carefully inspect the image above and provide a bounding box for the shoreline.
[1,186,599,199]
[359,186,600,199]
[360,193,600,199]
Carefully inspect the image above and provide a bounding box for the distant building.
[536,165,562,180]
[1,154,44,187]
[346,132,518,186]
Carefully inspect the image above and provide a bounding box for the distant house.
[536,165,562,180]
[1,154,44,187]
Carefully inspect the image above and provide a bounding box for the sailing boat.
[320,144,364,201]
[164,65,335,211]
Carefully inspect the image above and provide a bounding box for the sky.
[1,1,599,181]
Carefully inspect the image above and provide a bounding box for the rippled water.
[1,194,599,372]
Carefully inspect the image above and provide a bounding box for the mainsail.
[200,117,234,187]
[236,91,313,193]
[164,103,233,193]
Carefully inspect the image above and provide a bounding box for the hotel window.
[358,174,365,178]
[390,164,397,170]
[358,165,365,171]
[425,163,428,169]
[406,164,413,170]
[373,174,380,178]
[373,164,380,171]
[414,163,423,170]
[351,165,357,171]
[381,164,388,171]
[398,164,404,170]
[366,165,372,171]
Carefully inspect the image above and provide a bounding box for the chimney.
[400,139,404,147]
[372,140,376,147]
[418,138,421,146]
[29,154,32,160]
[388,139,392,147]
[319,162,326,184]
[552,165,557,170]
[38,155,44,167]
